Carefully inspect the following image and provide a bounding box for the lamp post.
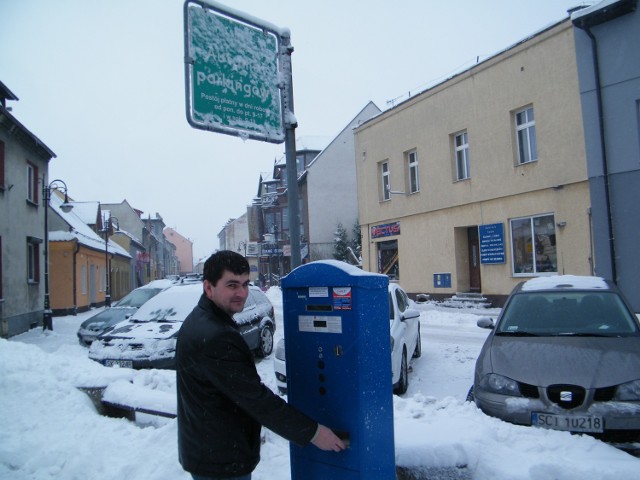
[42,179,73,331]
[238,241,247,257]
[101,214,119,307]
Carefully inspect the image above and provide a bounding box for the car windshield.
[496,291,639,336]
[115,288,163,308]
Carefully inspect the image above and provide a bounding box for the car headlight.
[479,373,522,397]
[614,379,640,401]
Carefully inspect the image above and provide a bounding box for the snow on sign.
[183,0,285,143]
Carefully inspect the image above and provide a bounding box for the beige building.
[164,227,194,276]
[354,19,592,305]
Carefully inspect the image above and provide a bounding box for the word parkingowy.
[196,71,273,103]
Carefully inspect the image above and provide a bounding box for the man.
[176,251,345,480]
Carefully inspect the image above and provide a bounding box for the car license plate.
[105,359,133,368]
[532,412,604,433]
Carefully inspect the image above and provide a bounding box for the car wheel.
[394,349,409,395]
[412,325,422,358]
[254,325,274,358]
[466,385,475,402]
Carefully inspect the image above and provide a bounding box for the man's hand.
[310,424,347,452]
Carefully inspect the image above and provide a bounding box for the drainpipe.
[72,239,80,315]
[580,25,617,283]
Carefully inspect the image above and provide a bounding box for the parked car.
[76,279,175,346]
[468,275,640,440]
[274,282,422,395]
[88,283,276,369]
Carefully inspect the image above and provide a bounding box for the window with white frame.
[406,150,420,194]
[515,106,537,164]
[454,131,470,180]
[510,213,557,275]
[380,161,390,201]
[27,162,38,204]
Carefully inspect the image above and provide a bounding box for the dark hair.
[203,250,250,286]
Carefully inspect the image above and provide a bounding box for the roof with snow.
[68,201,100,226]
[49,193,130,258]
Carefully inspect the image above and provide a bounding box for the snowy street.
[1,288,639,480]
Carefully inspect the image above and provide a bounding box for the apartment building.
[355,18,591,305]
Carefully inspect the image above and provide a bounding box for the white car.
[89,283,276,369]
[274,282,422,395]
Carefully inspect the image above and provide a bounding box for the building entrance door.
[377,240,399,280]
[468,227,481,292]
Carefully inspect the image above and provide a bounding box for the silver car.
[76,279,174,346]
[469,275,640,440]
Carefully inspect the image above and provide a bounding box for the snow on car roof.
[142,279,175,289]
[131,283,203,321]
[521,275,608,291]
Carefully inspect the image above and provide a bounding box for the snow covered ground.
[1,287,639,480]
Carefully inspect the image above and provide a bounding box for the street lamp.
[101,214,119,307]
[238,241,248,257]
[42,179,73,331]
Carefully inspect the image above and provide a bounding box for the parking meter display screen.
[298,315,342,334]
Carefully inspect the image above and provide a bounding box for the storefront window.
[378,240,399,279]
[511,214,557,275]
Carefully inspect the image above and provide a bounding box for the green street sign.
[184,1,285,143]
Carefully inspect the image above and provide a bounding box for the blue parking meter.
[281,260,395,479]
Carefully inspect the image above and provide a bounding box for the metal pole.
[280,31,301,270]
[104,217,111,307]
[42,183,52,330]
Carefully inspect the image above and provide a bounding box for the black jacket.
[176,293,317,478]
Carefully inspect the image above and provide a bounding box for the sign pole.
[280,31,301,269]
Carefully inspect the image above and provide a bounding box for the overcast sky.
[1,0,592,263]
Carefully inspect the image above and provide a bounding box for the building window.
[27,162,39,204]
[81,265,87,295]
[510,214,557,276]
[379,161,390,201]
[454,131,470,180]
[406,150,420,194]
[515,106,537,164]
[27,237,41,283]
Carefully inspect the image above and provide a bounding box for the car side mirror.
[402,309,421,321]
[477,317,495,329]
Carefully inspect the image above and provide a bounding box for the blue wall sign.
[479,223,506,264]
[433,273,452,288]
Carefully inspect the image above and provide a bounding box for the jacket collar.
[197,293,239,330]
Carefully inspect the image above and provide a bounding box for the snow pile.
[1,289,639,480]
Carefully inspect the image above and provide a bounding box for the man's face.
[204,270,250,316]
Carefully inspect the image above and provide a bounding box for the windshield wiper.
[496,331,541,337]
[556,332,618,337]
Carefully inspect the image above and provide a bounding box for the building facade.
[164,226,194,276]
[253,138,327,285]
[306,102,381,261]
[0,81,57,336]
[572,0,640,311]
[355,19,592,305]
[48,193,131,314]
